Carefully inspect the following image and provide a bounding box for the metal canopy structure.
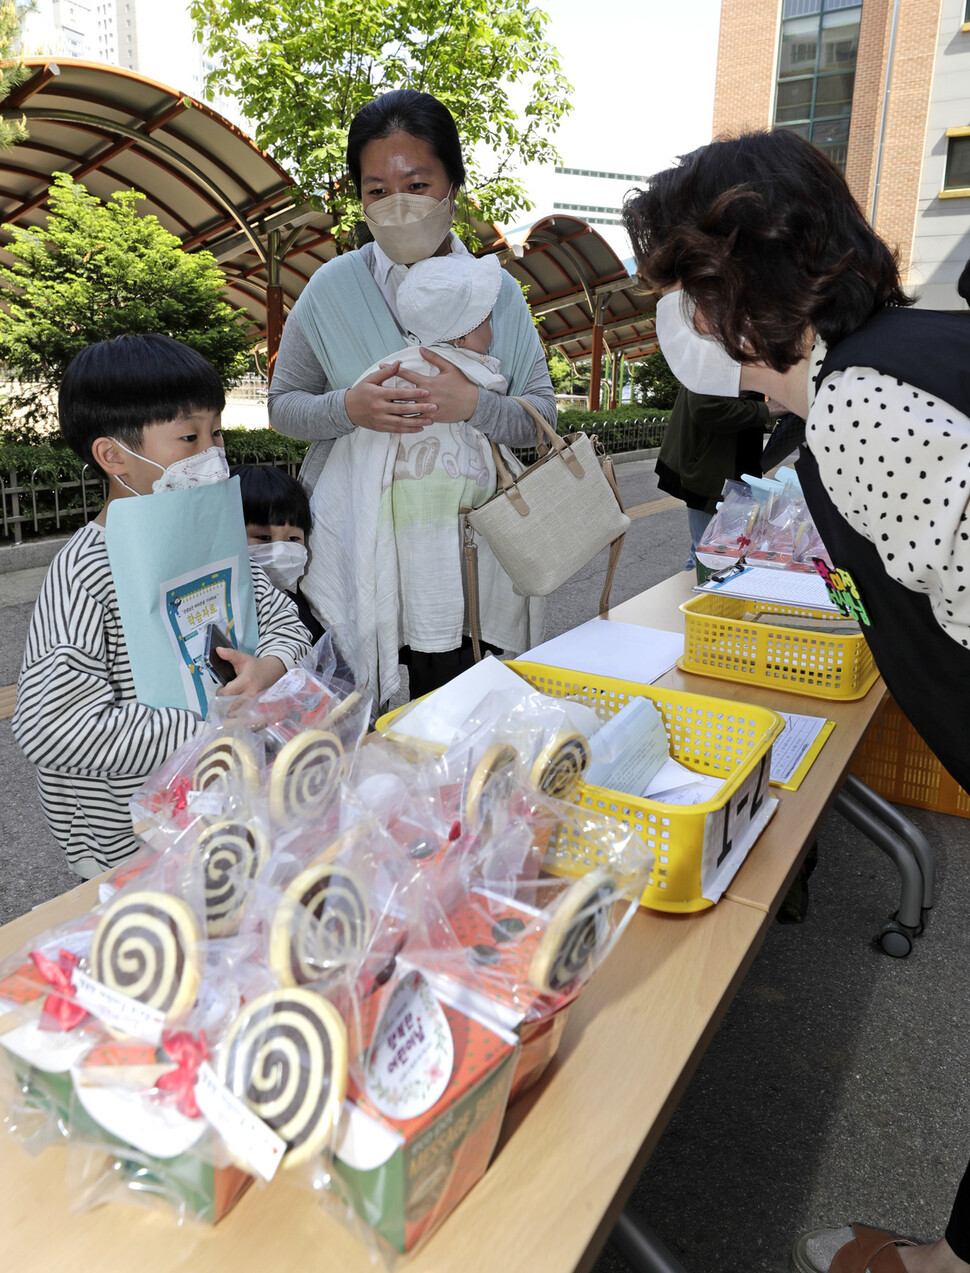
[0,59,656,407]
[495,214,658,407]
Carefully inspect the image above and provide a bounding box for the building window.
[772,0,862,172]
[941,129,970,196]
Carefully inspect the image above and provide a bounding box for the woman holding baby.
[269,90,556,702]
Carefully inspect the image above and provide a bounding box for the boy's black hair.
[230,464,312,537]
[59,333,226,470]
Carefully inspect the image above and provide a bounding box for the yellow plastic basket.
[508,662,783,913]
[378,662,783,914]
[851,696,970,819]
[678,593,879,701]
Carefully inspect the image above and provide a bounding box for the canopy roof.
[0,59,657,368]
[497,214,658,363]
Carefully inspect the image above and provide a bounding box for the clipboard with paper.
[105,477,259,716]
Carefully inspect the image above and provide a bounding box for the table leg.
[833,777,934,955]
[840,775,935,910]
[609,1208,690,1273]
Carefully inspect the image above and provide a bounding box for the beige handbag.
[462,398,630,657]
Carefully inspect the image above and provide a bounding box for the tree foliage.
[630,350,680,409]
[0,174,252,431]
[545,347,574,395]
[0,2,30,152]
[189,0,572,245]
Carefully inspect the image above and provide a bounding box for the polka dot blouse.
[805,338,970,648]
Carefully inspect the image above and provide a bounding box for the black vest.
[795,307,970,792]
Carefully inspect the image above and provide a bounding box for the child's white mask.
[249,540,308,594]
[655,291,742,398]
[114,442,230,495]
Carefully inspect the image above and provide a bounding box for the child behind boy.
[13,334,312,879]
[230,463,324,644]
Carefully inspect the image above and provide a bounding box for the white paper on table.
[695,566,837,611]
[522,619,684,686]
[770,711,830,785]
[387,657,528,747]
[585,698,671,794]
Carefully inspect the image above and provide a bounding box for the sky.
[506,0,724,255]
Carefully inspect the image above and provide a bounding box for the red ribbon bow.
[155,1030,209,1118]
[170,775,192,814]
[28,948,89,1032]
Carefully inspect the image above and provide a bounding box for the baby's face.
[454,315,492,355]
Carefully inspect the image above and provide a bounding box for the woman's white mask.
[655,291,742,398]
[363,189,454,265]
[249,540,308,594]
[114,442,230,495]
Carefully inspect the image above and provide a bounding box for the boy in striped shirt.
[13,335,312,879]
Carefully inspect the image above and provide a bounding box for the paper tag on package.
[195,1061,286,1181]
[365,972,454,1120]
[73,970,166,1044]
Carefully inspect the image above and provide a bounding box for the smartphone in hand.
[203,623,236,686]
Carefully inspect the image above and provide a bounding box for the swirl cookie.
[528,869,615,995]
[195,819,270,938]
[269,729,343,824]
[529,731,591,802]
[269,854,371,987]
[464,743,518,828]
[89,890,201,1020]
[193,735,258,795]
[219,987,348,1167]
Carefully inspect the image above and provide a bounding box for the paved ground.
[1,459,968,1273]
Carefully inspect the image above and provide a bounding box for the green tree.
[0,2,30,152]
[0,174,252,432]
[631,350,680,409]
[189,0,572,247]
[545,346,573,395]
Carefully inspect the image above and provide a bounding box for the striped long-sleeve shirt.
[13,521,312,879]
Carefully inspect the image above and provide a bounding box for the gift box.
[0,960,252,1225]
[332,973,518,1254]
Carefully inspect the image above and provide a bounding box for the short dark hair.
[347,89,466,195]
[622,130,913,373]
[230,463,312,537]
[59,333,225,469]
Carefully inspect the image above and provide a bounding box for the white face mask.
[363,189,454,265]
[249,540,308,594]
[655,291,742,397]
[114,442,230,495]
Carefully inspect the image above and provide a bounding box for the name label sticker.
[72,971,166,1045]
[194,1061,286,1181]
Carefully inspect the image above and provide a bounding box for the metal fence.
[1,456,302,543]
[1,418,667,543]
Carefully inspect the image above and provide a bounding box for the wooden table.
[0,572,888,1273]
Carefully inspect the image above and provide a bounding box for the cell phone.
[203,623,236,686]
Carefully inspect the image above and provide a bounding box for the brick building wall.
[712,0,781,135]
[870,0,943,272]
[712,0,945,283]
[844,0,892,214]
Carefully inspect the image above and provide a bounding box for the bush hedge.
[1,417,668,540]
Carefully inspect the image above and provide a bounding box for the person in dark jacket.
[656,387,770,567]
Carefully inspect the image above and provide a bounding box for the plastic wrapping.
[2,653,657,1249]
[697,471,832,573]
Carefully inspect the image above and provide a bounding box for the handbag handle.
[512,397,567,457]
